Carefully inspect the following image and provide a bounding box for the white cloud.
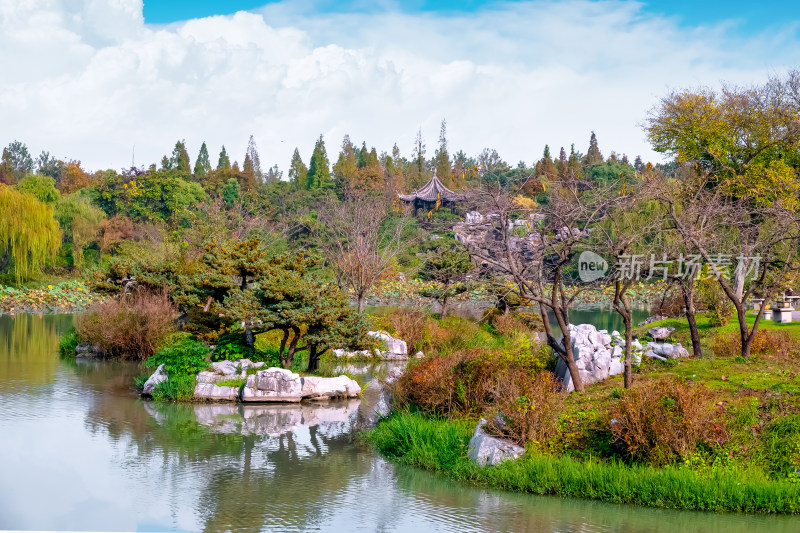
[1,0,798,172]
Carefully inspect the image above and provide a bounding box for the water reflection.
[1,314,798,532]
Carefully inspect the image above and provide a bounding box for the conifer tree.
[557,146,568,178]
[171,140,191,175]
[333,135,358,191]
[217,146,231,170]
[634,155,644,172]
[538,145,556,178]
[245,135,263,181]
[194,142,211,178]
[307,135,332,190]
[567,144,582,179]
[288,148,308,189]
[434,119,451,185]
[583,131,604,166]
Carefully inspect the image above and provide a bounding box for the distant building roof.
[398,170,465,203]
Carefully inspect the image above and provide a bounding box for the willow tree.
[0,185,61,283]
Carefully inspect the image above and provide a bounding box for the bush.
[145,334,211,378]
[697,279,733,327]
[609,378,727,466]
[77,287,177,359]
[758,415,800,478]
[710,329,800,358]
[489,371,564,447]
[151,374,196,402]
[387,309,429,353]
[58,327,80,357]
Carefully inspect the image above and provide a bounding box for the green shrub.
[151,374,196,402]
[145,334,211,378]
[211,331,252,362]
[133,373,150,391]
[758,415,800,478]
[58,327,80,357]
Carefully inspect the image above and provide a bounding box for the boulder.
[648,326,675,340]
[368,331,408,358]
[242,368,303,402]
[193,382,240,402]
[645,342,689,360]
[467,419,525,466]
[465,211,484,225]
[301,375,361,401]
[142,364,167,395]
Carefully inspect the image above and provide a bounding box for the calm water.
[1,314,798,532]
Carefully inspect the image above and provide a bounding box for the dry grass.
[77,287,177,359]
[609,378,728,465]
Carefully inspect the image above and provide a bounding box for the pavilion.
[397,170,465,214]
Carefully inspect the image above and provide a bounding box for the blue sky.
[2,0,799,172]
[143,0,800,34]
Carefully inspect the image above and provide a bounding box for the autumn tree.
[57,160,91,194]
[0,185,61,283]
[583,131,603,166]
[314,191,408,312]
[645,73,800,299]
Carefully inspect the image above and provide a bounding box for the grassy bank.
[365,411,800,514]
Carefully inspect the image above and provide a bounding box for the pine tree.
[434,119,451,185]
[634,155,644,172]
[245,135,263,181]
[557,146,568,178]
[539,145,556,179]
[194,142,211,178]
[408,128,428,189]
[333,135,358,191]
[171,140,191,175]
[583,131,603,166]
[217,146,231,170]
[567,144,582,179]
[288,148,308,190]
[307,135,332,190]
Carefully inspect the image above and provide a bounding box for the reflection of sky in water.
[1,314,799,532]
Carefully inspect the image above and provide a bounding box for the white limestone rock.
[142,364,167,395]
[193,382,240,402]
[301,375,361,401]
[467,418,525,466]
[242,368,303,402]
[368,331,408,358]
[648,326,676,340]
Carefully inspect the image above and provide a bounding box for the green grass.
[634,312,800,345]
[216,378,246,388]
[58,327,80,357]
[151,374,196,402]
[365,411,800,514]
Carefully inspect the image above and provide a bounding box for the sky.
[1,0,799,173]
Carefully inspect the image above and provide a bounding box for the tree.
[583,131,603,166]
[407,128,428,189]
[3,141,34,182]
[55,194,105,271]
[468,175,617,392]
[98,215,134,267]
[0,149,13,184]
[315,191,408,312]
[434,119,451,186]
[217,146,231,170]
[0,185,61,283]
[222,178,241,207]
[244,135,263,182]
[16,174,59,203]
[536,145,557,180]
[194,142,212,178]
[307,135,332,190]
[288,148,308,190]
[171,140,191,175]
[57,160,91,194]
[418,241,473,317]
[36,151,59,178]
[333,135,358,192]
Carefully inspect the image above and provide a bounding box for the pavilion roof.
[398,170,465,203]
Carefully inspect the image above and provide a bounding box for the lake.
[0,313,796,532]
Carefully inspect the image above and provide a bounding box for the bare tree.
[315,190,408,312]
[467,174,619,392]
[652,171,800,359]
